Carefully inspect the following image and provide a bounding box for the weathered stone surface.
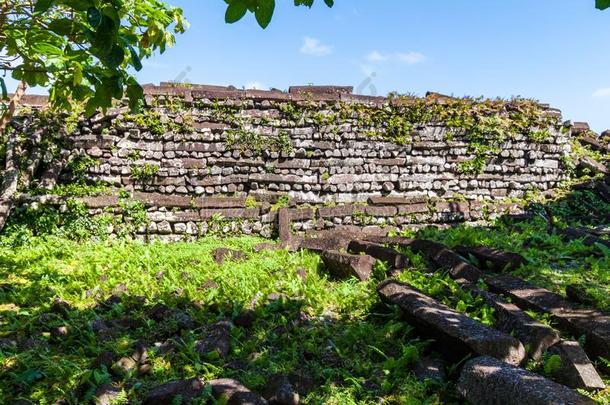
[413,356,446,383]
[194,320,233,359]
[408,240,483,283]
[347,240,409,270]
[548,340,605,390]
[321,250,375,281]
[142,377,206,405]
[486,274,610,360]
[265,375,300,405]
[457,356,595,405]
[209,378,268,405]
[94,384,121,405]
[378,280,526,365]
[213,248,246,265]
[455,246,526,272]
[470,289,560,361]
[565,284,596,306]
[561,227,610,249]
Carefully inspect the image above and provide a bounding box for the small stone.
[50,326,69,339]
[266,375,300,405]
[194,320,233,359]
[93,384,122,405]
[212,248,246,265]
[142,377,206,405]
[234,309,256,328]
[413,356,446,383]
[91,351,115,369]
[112,357,137,376]
[208,378,268,405]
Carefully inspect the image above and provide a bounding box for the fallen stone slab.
[486,274,610,361]
[321,250,375,281]
[548,340,605,391]
[364,237,483,283]
[209,378,268,405]
[455,246,526,272]
[457,356,595,405]
[347,240,409,270]
[378,280,526,365]
[470,289,560,361]
[142,377,206,405]
[411,240,484,283]
[560,227,610,249]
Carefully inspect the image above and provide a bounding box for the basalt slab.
[548,340,605,391]
[455,246,526,272]
[486,274,610,361]
[470,289,560,361]
[378,280,526,365]
[457,356,595,405]
[321,250,375,281]
[347,240,409,270]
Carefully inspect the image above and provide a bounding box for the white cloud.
[592,88,610,98]
[366,51,388,62]
[300,37,332,56]
[245,82,267,90]
[396,52,426,65]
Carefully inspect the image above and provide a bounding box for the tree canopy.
[0,0,187,119]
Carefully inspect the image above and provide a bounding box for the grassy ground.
[0,190,609,404]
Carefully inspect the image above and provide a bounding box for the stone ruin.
[11,82,594,241]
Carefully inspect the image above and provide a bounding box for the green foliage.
[130,162,160,182]
[543,354,562,376]
[271,195,291,211]
[597,0,610,10]
[0,235,450,403]
[223,0,334,29]
[226,127,293,155]
[67,154,98,182]
[0,0,187,115]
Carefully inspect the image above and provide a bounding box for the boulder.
[320,250,375,281]
[93,384,121,405]
[265,375,300,405]
[378,280,526,365]
[458,356,594,405]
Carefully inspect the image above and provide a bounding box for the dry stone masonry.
[19,83,576,240]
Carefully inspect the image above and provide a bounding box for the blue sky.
[135,0,610,131]
[11,1,610,131]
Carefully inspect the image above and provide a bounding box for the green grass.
[0,236,456,404]
[1,188,610,403]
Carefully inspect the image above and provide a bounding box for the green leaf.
[324,0,334,6]
[225,0,248,23]
[255,0,275,29]
[34,0,54,13]
[0,78,7,100]
[106,45,125,68]
[87,7,102,28]
[126,77,144,112]
[128,47,142,71]
[597,0,610,10]
[32,42,63,55]
[48,18,75,36]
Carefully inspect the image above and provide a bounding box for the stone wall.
[19,83,574,240]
